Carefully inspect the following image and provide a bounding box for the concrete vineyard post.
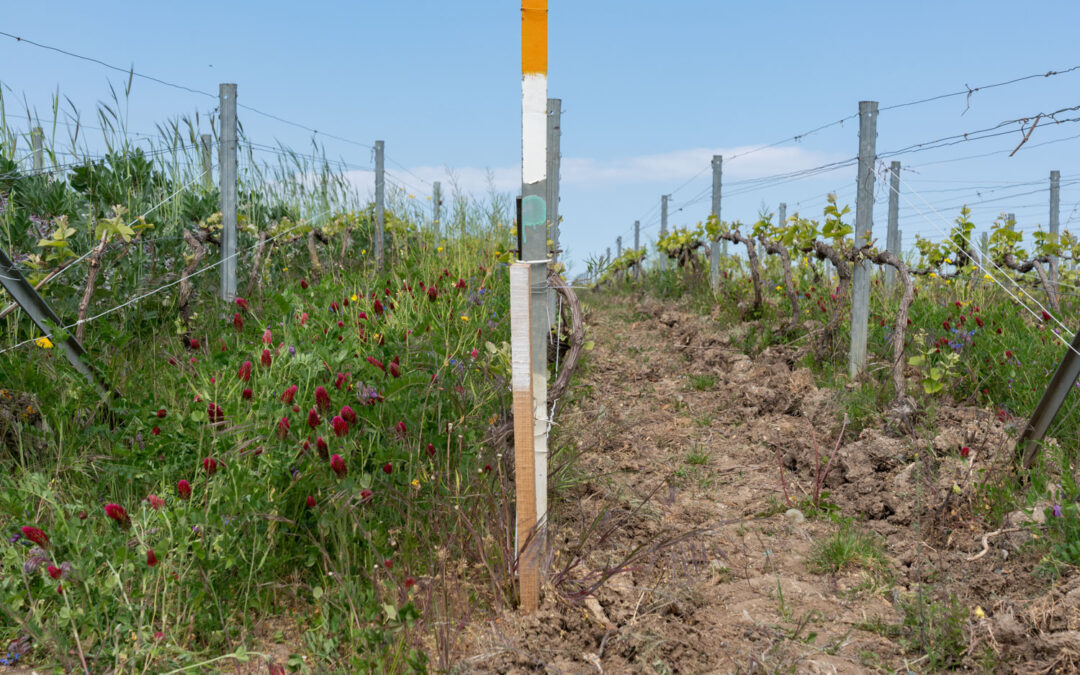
[710,155,722,291]
[201,134,213,189]
[660,194,669,271]
[546,98,562,263]
[31,127,44,171]
[519,0,548,612]
[374,140,385,271]
[886,161,901,288]
[634,220,641,280]
[219,83,238,304]
[1050,170,1060,289]
[849,100,878,379]
[432,181,441,233]
[778,202,787,229]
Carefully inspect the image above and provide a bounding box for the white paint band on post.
[509,262,539,612]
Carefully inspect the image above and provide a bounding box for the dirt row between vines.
[464,291,1080,674]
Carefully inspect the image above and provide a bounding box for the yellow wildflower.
[362,249,367,255]
[460,315,470,322]
[34,337,53,349]
[775,285,783,292]
[974,606,986,619]
[408,194,415,199]
[437,246,443,253]
[350,294,358,302]
[984,274,992,280]
[411,478,420,488]
[929,272,937,278]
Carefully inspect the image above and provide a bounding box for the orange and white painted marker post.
[516,0,548,612]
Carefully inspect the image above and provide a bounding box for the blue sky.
[3,2,1080,275]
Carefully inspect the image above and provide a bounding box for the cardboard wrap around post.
[510,262,539,612]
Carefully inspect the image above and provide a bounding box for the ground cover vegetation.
[0,90,539,673]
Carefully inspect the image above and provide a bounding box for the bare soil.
[464,291,1080,673]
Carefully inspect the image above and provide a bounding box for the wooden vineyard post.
[510,262,539,611]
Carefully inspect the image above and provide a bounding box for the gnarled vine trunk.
[76,231,110,343]
[809,240,851,356]
[867,249,914,402]
[723,231,763,312]
[178,229,208,326]
[760,238,799,330]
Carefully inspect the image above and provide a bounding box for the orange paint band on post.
[521,0,547,75]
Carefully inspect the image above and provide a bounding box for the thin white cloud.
[338,145,842,196]
[561,146,843,186]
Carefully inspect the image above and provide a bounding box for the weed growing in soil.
[805,523,888,578]
[688,374,716,391]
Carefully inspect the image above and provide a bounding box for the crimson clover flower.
[315,386,332,411]
[316,437,329,458]
[426,443,435,457]
[360,488,373,502]
[105,503,130,529]
[177,480,192,500]
[308,408,322,429]
[262,328,273,345]
[960,446,970,458]
[367,356,385,373]
[203,457,219,476]
[330,454,347,478]
[340,405,357,425]
[335,372,347,390]
[157,408,167,419]
[188,338,200,350]
[396,421,407,437]
[261,349,272,367]
[146,549,159,567]
[388,360,401,378]
[146,494,166,510]
[306,495,316,508]
[47,564,62,579]
[332,416,348,438]
[238,361,252,382]
[235,297,249,310]
[233,312,244,332]
[427,286,438,301]
[21,526,49,549]
[208,402,225,423]
[277,416,291,439]
[373,299,384,316]
[382,462,393,475]
[281,385,298,404]
[242,387,253,400]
